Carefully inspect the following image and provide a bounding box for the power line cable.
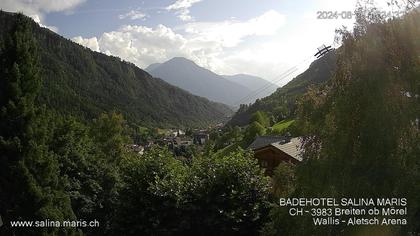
[232,55,314,106]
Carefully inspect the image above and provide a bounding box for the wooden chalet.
[248,136,302,176]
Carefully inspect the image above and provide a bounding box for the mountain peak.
[146,57,258,106]
[145,57,198,73]
[166,57,197,66]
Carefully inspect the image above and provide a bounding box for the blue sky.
[0,0,402,85]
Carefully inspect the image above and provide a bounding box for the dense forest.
[0,3,419,236]
[265,6,420,235]
[0,11,233,128]
[196,5,420,236]
[0,13,269,235]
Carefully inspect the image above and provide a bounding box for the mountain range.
[0,11,233,128]
[145,58,278,107]
[222,74,278,98]
[228,50,337,126]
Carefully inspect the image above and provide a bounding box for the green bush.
[114,147,271,235]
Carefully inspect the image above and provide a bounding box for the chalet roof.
[248,136,303,162]
[271,138,303,161]
[247,136,287,150]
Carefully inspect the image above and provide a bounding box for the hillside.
[0,11,233,128]
[228,50,337,126]
[145,57,256,106]
[144,63,162,72]
[222,74,278,98]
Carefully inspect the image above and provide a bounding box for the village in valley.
[1,1,419,235]
[128,122,303,176]
[127,127,214,156]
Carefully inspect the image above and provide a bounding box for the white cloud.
[119,10,147,20]
[167,0,202,10]
[0,0,87,14]
[71,10,289,82]
[77,10,278,66]
[72,36,100,52]
[182,10,286,47]
[31,14,58,32]
[166,0,202,21]
[0,0,87,32]
[98,24,190,67]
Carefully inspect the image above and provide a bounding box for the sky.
[0,0,406,86]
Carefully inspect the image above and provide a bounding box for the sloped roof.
[248,136,303,162]
[247,136,287,150]
[271,137,303,161]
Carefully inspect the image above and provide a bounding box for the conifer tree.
[0,14,75,235]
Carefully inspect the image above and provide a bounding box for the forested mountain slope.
[0,11,232,128]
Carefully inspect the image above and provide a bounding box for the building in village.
[161,136,193,147]
[170,129,186,137]
[127,144,145,155]
[193,131,210,145]
[172,137,193,147]
[248,136,302,176]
